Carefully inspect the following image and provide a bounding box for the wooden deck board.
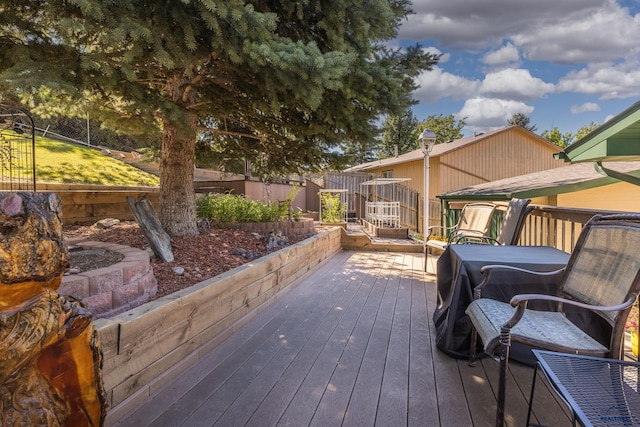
[111,251,570,427]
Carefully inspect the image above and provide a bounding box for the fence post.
[86,112,91,146]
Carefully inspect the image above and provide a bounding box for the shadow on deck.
[108,249,570,427]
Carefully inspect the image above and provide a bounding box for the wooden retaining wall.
[0,183,161,225]
[98,227,342,424]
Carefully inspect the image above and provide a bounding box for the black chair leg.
[496,332,510,427]
[469,327,478,367]
[525,363,540,426]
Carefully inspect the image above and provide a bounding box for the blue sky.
[395,0,640,138]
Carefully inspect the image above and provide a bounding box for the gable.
[557,100,640,163]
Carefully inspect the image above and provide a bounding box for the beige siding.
[557,182,640,212]
[360,128,563,199]
[438,132,562,193]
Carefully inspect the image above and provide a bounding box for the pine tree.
[0,0,438,235]
[508,113,537,133]
[378,109,419,158]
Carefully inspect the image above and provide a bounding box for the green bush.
[196,193,288,224]
[319,192,346,223]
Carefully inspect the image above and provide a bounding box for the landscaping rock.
[95,218,120,229]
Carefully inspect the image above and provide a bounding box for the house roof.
[555,100,640,163]
[344,126,557,172]
[437,161,640,201]
[360,178,411,186]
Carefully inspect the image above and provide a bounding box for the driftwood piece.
[126,196,174,262]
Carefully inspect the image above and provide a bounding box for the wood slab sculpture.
[0,192,106,426]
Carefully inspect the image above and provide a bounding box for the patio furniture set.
[432,199,640,427]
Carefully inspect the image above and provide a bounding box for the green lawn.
[33,136,159,186]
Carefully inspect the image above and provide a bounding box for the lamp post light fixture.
[419,129,437,272]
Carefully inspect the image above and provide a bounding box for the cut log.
[126,196,174,262]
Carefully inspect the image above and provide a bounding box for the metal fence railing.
[0,104,36,191]
[32,113,152,152]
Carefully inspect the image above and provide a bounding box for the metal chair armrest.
[448,228,486,243]
[450,233,498,245]
[500,294,637,333]
[473,264,566,299]
[510,294,636,313]
[426,224,455,239]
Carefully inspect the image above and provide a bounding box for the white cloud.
[457,97,534,132]
[399,0,603,50]
[511,1,640,64]
[570,102,601,114]
[479,69,555,102]
[557,60,640,99]
[413,67,480,103]
[482,43,520,68]
[400,1,640,65]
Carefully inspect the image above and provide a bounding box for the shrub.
[196,193,287,224]
[319,192,346,223]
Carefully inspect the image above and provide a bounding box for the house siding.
[438,132,562,193]
[557,181,640,212]
[362,128,563,198]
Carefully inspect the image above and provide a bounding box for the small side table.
[529,350,640,426]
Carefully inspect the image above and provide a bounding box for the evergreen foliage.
[0,0,438,235]
[378,108,419,158]
[417,114,465,144]
[508,113,537,132]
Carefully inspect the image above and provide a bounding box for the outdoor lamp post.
[419,129,436,272]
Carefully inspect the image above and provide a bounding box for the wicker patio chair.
[466,213,640,427]
[425,202,497,269]
[450,198,532,246]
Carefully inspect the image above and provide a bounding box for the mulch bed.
[63,221,316,299]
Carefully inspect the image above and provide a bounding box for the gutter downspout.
[594,161,640,187]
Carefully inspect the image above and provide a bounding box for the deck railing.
[519,205,626,252]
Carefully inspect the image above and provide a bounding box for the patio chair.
[425,202,497,269]
[465,213,640,427]
[450,198,532,246]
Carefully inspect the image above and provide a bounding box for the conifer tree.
[378,109,419,158]
[0,0,438,235]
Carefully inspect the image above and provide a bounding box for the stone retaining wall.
[60,240,156,319]
[220,218,315,237]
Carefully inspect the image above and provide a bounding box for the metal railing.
[0,104,36,191]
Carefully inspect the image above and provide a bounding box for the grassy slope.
[34,136,159,186]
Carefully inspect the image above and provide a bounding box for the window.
[382,170,393,178]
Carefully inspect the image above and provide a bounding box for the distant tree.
[508,113,537,132]
[574,121,600,142]
[542,126,573,148]
[417,114,466,145]
[338,137,380,170]
[378,109,419,158]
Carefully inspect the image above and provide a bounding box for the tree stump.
[0,192,106,426]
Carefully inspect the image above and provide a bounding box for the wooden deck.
[111,251,570,427]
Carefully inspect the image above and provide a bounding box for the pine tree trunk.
[159,115,198,237]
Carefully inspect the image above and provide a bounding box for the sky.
[395,0,640,138]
